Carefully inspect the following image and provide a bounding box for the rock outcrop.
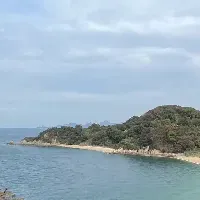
[0,189,23,200]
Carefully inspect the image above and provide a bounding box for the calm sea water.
[0,128,200,200]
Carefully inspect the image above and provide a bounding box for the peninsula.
[20,105,200,164]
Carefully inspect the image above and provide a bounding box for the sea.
[0,128,200,200]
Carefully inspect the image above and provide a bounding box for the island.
[20,105,200,164]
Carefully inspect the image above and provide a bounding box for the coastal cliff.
[21,105,200,158]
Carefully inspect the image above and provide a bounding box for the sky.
[0,0,200,127]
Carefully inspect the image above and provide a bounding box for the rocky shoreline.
[17,140,200,165]
[0,189,23,200]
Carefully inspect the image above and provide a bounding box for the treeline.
[24,105,200,153]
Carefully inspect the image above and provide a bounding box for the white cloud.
[148,16,200,36]
[40,0,200,37]
[190,54,200,67]
[0,0,199,74]
[0,46,196,74]
[45,24,73,32]
[0,107,16,111]
[0,89,165,103]
[22,49,43,57]
[85,22,114,32]
[0,28,4,32]
[83,16,200,37]
[64,47,193,68]
[58,90,165,102]
[135,47,189,57]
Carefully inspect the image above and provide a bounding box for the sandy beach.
[19,140,200,165]
[19,140,115,153]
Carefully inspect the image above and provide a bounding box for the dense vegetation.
[24,105,200,153]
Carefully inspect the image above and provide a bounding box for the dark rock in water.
[7,141,15,145]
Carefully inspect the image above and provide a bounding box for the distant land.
[64,121,115,128]
[37,121,115,129]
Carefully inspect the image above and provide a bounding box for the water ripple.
[0,129,200,200]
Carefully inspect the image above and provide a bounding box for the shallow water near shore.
[1,129,200,200]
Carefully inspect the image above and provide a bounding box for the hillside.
[22,105,200,153]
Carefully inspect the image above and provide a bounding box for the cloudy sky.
[0,0,200,127]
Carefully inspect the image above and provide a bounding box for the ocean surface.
[0,128,200,200]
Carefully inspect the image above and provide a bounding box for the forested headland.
[23,105,200,154]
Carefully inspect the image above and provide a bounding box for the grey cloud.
[0,0,200,126]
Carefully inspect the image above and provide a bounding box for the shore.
[19,140,115,153]
[18,140,200,165]
[0,189,23,200]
